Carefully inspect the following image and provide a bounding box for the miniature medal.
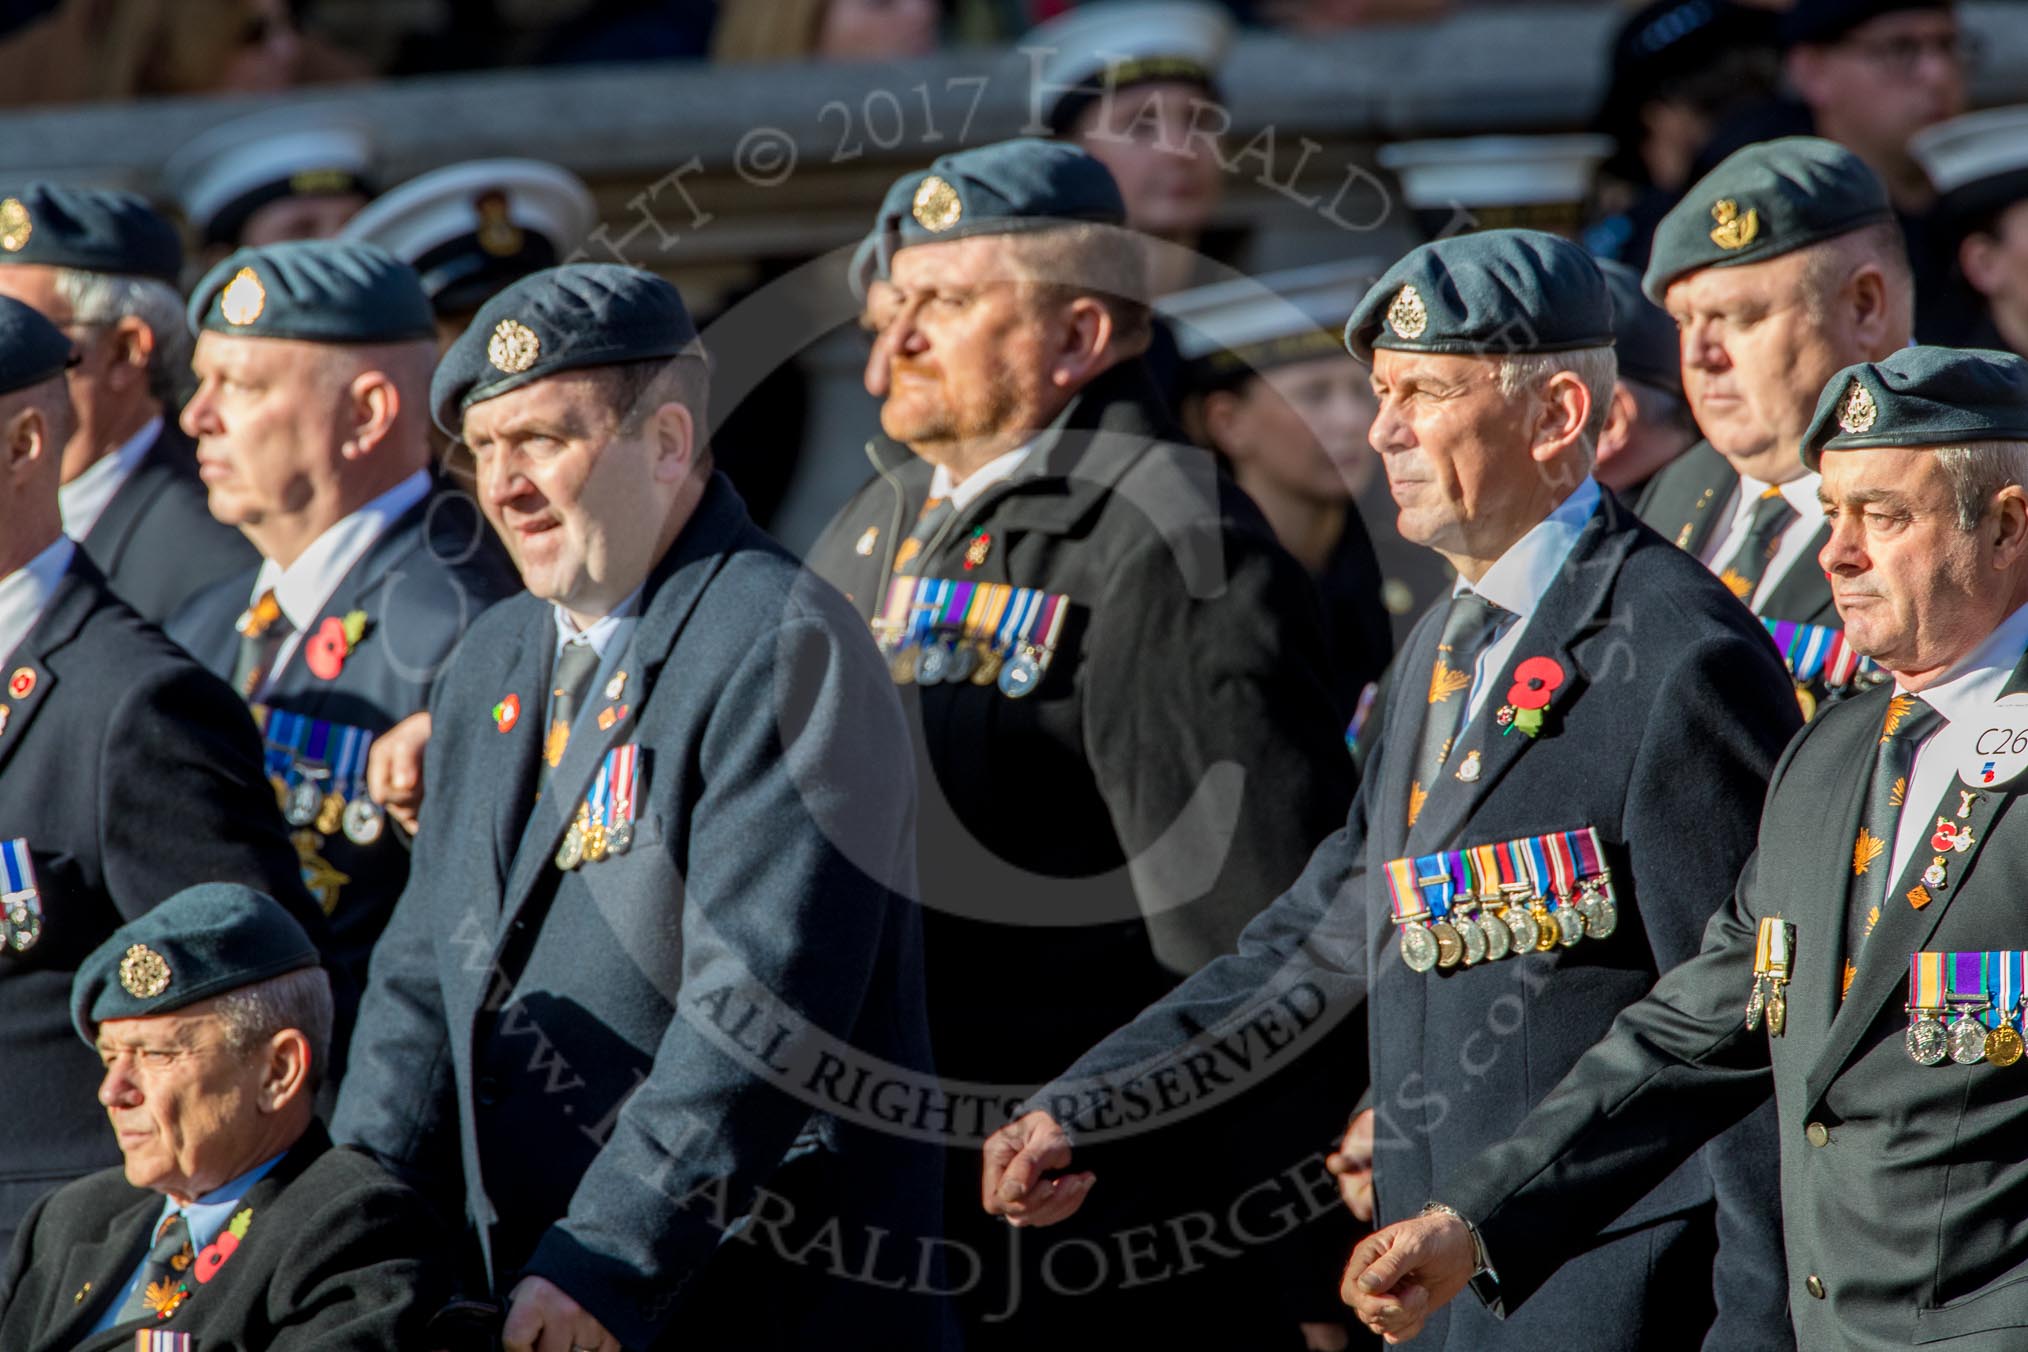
[1400,922,1439,973]
[1907,1008,1948,1065]
[1949,1006,1990,1064]
[1431,920,1463,969]
[342,797,385,846]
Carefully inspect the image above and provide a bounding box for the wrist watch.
[1420,1202,1505,1315]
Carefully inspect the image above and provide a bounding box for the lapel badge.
[488,318,541,374]
[1922,854,1949,890]
[1387,284,1428,340]
[964,530,992,570]
[72,1281,89,1305]
[7,667,34,699]
[1708,198,1759,251]
[597,703,629,732]
[1958,789,1979,819]
[493,693,520,733]
[303,610,367,682]
[0,704,8,736]
[0,197,30,252]
[854,526,879,557]
[1932,817,1975,854]
[220,266,267,326]
[119,944,172,998]
[1456,749,1482,783]
[1837,379,1878,434]
[1499,656,1566,738]
[604,670,627,702]
[911,175,962,231]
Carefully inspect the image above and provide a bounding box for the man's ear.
[261,1028,314,1114]
[1597,381,1638,460]
[1200,388,1252,462]
[102,316,155,397]
[341,370,401,461]
[1528,370,1592,465]
[4,399,49,479]
[1048,296,1115,391]
[650,401,697,484]
[1989,483,2028,571]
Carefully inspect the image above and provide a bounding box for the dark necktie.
[892,495,955,578]
[1715,488,1798,605]
[1408,591,1510,827]
[114,1210,194,1323]
[539,641,602,791]
[231,589,291,699]
[1843,694,1946,995]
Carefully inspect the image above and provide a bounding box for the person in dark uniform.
[0,883,455,1351]
[1638,138,1914,714]
[0,183,255,623]
[805,139,1358,1349]
[1161,259,1398,713]
[164,109,376,267]
[984,229,1801,1352]
[1592,259,1701,511]
[333,264,945,1352]
[0,295,317,1252]
[1343,345,2028,1352]
[165,241,518,1021]
[1910,104,2028,360]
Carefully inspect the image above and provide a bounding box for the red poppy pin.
[193,1208,253,1285]
[303,611,369,682]
[493,693,520,733]
[1495,656,1566,738]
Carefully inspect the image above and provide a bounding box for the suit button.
[1806,1275,1825,1300]
[1806,1122,1830,1148]
[476,1075,501,1106]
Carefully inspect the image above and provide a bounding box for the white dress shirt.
[1458,476,1602,720]
[1698,471,1827,611]
[931,442,1035,512]
[1886,602,2028,882]
[58,416,161,544]
[0,536,74,672]
[550,585,643,664]
[246,471,430,691]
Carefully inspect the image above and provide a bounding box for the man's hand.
[1326,1107,1376,1221]
[1340,1212,1478,1345]
[502,1276,618,1352]
[368,710,431,836]
[981,1110,1094,1227]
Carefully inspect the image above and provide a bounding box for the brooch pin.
[1496,656,1566,738]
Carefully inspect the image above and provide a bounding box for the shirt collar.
[1896,602,2028,722]
[0,536,75,670]
[58,416,160,543]
[930,442,1035,513]
[156,1151,286,1252]
[250,471,430,632]
[1737,469,1826,524]
[551,584,644,662]
[1454,476,1602,618]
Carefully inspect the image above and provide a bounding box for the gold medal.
[1985,1023,2023,1066]
[1431,921,1462,969]
[889,648,919,685]
[1767,988,1786,1037]
[583,823,608,864]
[1531,904,1559,952]
[972,649,1004,686]
[315,792,345,837]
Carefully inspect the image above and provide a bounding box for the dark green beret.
[1597,258,1682,397]
[71,883,320,1043]
[1343,228,1613,364]
[874,139,1125,274]
[1780,0,1950,48]
[1802,346,2028,469]
[187,240,435,345]
[1643,137,1892,303]
[0,183,181,284]
[0,293,77,397]
[430,262,700,436]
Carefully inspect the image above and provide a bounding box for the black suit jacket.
[1035,492,1803,1351]
[0,1123,454,1352]
[76,422,256,625]
[1445,657,2028,1349]
[167,491,518,998]
[1637,440,1837,625]
[334,475,947,1351]
[0,551,316,1247]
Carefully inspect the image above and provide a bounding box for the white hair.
[1493,345,1619,462]
[1932,440,2028,530]
[212,967,334,1091]
[53,267,190,405]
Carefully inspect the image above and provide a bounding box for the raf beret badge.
[1837,378,1878,434]
[912,175,962,232]
[0,198,29,253]
[1387,284,1428,340]
[1709,199,1759,252]
[488,318,540,374]
[220,267,267,326]
[118,943,172,998]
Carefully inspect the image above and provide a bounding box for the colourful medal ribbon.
[1793,623,1831,683]
[1384,857,1427,922]
[1521,835,1552,902]
[2000,951,2026,1032]
[1764,619,1797,668]
[1448,848,1477,904]
[1754,917,1775,975]
[877,576,916,650]
[1417,852,1454,921]
[1,838,34,897]
[588,755,612,837]
[941,580,975,639]
[1568,828,1606,885]
[1544,831,1578,911]
[996,588,1038,661]
[1469,843,1501,902]
[337,724,373,806]
[976,584,1013,646]
[610,745,637,835]
[1491,840,1523,892]
[1946,951,1985,1005]
[1909,951,1945,1010]
[1034,592,1070,655]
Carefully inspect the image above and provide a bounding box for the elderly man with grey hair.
[985,229,1803,1352]
[0,883,455,1350]
[0,183,254,622]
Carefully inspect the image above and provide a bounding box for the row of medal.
[557,744,643,871]
[873,576,1070,699]
[254,706,386,847]
[1383,827,1618,974]
[1905,950,2026,1067]
[1760,618,1888,719]
[1745,916,1795,1035]
[2,837,41,953]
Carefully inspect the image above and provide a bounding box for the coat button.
[1807,1275,1825,1300]
[476,1075,502,1106]
[1806,1122,1830,1147]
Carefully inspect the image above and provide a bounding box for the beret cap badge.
[1387,284,1429,340]
[219,267,267,326]
[1837,378,1878,434]
[118,943,172,999]
[1709,198,1760,251]
[911,175,962,232]
[0,198,29,253]
[487,318,540,374]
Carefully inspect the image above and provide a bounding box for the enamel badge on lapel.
[1456,749,1482,783]
[0,704,9,736]
[854,526,878,557]
[303,610,369,682]
[598,704,629,732]
[493,693,520,732]
[7,667,33,699]
[964,529,991,570]
[605,670,627,702]
[1496,657,1565,738]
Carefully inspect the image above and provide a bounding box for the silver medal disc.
[1745,979,1766,1031]
[944,643,977,684]
[284,779,323,828]
[1950,1014,1989,1065]
[914,643,951,686]
[1584,897,1619,941]
[1459,917,1488,966]
[341,797,385,846]
[1907,1013,1948,1066]
[607,821,634,855]
[1507,908,1540,954]
[998,653,1042,699]
[1400,922,1439,973]
[1482,912,1512,961]
[7,911,38,952]
[1556,908,1584,946]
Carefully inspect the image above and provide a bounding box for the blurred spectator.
[713,0,941,61]
[1910,104,2028,359]
[1028,1,1236,296]
[1592,258,1700,507]
[1379,133,1613,242]
[165,109,375,269]
[1586,0,1781,268]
